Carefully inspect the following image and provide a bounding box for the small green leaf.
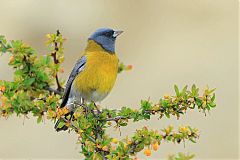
[141,100,151,110]
[37,71,48,82]
[37,116,42,123]
[209,102,216,108]
[174,85,180,97]
[208,88,216,94]
[191,84,199,97]
[211,93,216,102]
[57,121,66,128]
[195,98,202,106]
[165,112,170,118]
[42,56,51,65]
[182,85,188,93]
[189,138,196,143]
[24,78,35,86]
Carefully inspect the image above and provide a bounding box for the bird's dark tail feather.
[54,111,74,132]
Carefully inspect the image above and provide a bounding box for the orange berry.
[152,142,159,151]
[126,65,133,70]
[144,149,151,156]
[9,55,14,63]
[164,95,169,99]
[0,86,5,92]
[59,68,64,73]
[127,140,132,145]
[112,146,116,151]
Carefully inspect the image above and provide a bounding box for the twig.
[104,108,164,122]
[51,30,63,92]
[45,86,63,95]
[129,141,142,154]
[61,117,96,143]
[106,116,125,121]
[0,40,8,51]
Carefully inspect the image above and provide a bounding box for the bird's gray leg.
[81,97,85,104]
[79,97,89,114]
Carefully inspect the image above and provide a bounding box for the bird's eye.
[105,31,113,37]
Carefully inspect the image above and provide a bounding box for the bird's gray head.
[88,28,123,53]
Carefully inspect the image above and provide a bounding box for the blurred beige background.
[0,0,238,159]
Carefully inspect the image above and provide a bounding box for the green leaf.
[182,85,188,93]
[118,62,125,73]
[165,112,170,118]
[209,102,216,108]
[11,40,22,48]
[103,139,111,146]
[162,100,169,108]
[191,84,199,97]
[181,85,188,98]
[141,100,151,110]
[119,122,128,126]
[189,138,196,143]
[195,98,202,106]
[206,104,211,110]
[174,85,180,97]
[37,71,48,82]
[14,70,23,77]
[208,88,216,94]
[42,55,51,65]
[23,78,35,86]
[211,93,216,102]
[37,116,42,123]
[143,113,150,120]
[13,105,20,115]
[57,121,66,128]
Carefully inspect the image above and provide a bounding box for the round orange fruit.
[152,142,159,151]
[144,149,151,156]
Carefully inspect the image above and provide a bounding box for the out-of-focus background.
[0,0,238,159]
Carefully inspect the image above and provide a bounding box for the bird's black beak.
[113,30,123,38]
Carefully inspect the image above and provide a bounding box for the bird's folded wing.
[60,56,87,108]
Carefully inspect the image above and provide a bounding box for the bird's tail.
[54,111,74,132]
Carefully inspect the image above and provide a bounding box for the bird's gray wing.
[60,56,87,108]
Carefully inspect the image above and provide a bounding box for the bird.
[54,28,123,131]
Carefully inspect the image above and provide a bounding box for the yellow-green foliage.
[0,32,216,160]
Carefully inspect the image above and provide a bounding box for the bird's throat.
[85,40,115,54]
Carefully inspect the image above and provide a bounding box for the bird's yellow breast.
[73,50,119,101]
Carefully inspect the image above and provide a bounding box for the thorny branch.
[51,30,63,92]
[0,31,216,160]
[45,86,63,95]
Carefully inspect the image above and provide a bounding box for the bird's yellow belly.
[73,51,118,102]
